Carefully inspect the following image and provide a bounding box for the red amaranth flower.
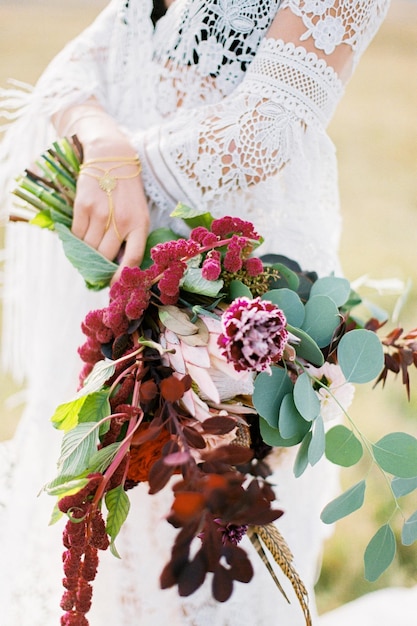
[202,250,221,281]
[211,216,260,240]
[190,226,218,247]
[243,257,264,277]
[218,297,288,373]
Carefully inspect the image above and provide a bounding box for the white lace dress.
[0,1,390,624]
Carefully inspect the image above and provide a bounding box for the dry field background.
[0,0,416,615]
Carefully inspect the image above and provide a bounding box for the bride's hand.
[53,100,150,281]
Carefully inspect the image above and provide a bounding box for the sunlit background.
[1,0,416,615]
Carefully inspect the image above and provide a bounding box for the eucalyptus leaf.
[262,288,305,327]
[259,417,302,448]
[55,223,118,290]
[286,324,324,367]
[57,422,100,477]
[321,480,366,524]
[181,267,223,297]
[372,433,417,478]
[228,279,252,300]
[325,425,363,467]
[337,329,384,383]
[270,262,300,291]
[293,372,321,421]
[308,414,325,466]
[105,485,131,548]
[392,476,417,498]
[294,432,312,478]
[253,367,293,428]
[278,393,311,440]
[310,276,351,307]
[364,524,396,581]
[402,511,417,546]
[301,295,340,348]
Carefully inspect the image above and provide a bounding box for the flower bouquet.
[12,138,417,626]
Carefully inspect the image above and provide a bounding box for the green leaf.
[105,485,131,551]
[372,433,417,478]
[401,510,417,546]
[87,442,121,474]
[392,476,417,498]
[52,396,88,431]
[270,263,300,291]
[140,227,180,269]
[293,372,320,421]
[170,202,213,229]
[364,524,396,581]
[57,422,100,477]
[78,390,111,425]
[337,329,384,383]
[29,209,55,229]
[402,511,417,546]
[310,276,351,307]
[308,414,325,466]
[262,288,305,327]
[321,480,366,524]
[44,476,89,497]
[228,279,252,300]
[325,425,363,467]
[55,223,118,290]
[49,502,64,526]
[286,324,324,367]
[294,432,312,477]
[278,393,311,440]
[79,361,115,397]
[253,367,293,428]
[259,417,302,448]
[181,267,223,297]
[301,295,340,348]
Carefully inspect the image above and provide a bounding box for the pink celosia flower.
[244,257,264,277]
[202,251,222,281]
[218,297,288,373]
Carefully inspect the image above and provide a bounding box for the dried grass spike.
[248,523,312,626]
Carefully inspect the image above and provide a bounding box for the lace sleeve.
[136,0,389,210]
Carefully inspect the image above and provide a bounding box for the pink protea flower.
[218,297,288,373]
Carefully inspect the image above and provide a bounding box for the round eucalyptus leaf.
[372,432,417,478]
[294,432,312,478]
[278,393,311,440]
[301,295,340,348]
[262,288,305,327]
[286,324,324,367]
[310,276,351,307]
[364,524,396,582]
[402,510,417,546]
[308,414,325,466]
[259,417,302,448]
[293,372,321,421]
[321,480,366,524]
[337,329,384,383]
[253,367,293,428]
[325,425,363,467]
[392,476,417,498]
[228,279,252,300]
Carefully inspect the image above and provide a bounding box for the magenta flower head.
[218,297,288,373]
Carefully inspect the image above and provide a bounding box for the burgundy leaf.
[212,564,234,602]
[177,551,207,596]
[201,416,237,435]
[183,426,207,449]
[223,545,254,583]
[148,458,175,494]
[202,445,253,466]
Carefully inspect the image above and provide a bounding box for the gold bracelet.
[79,156,142,243]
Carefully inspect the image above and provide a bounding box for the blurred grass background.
[0,0,416,615]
